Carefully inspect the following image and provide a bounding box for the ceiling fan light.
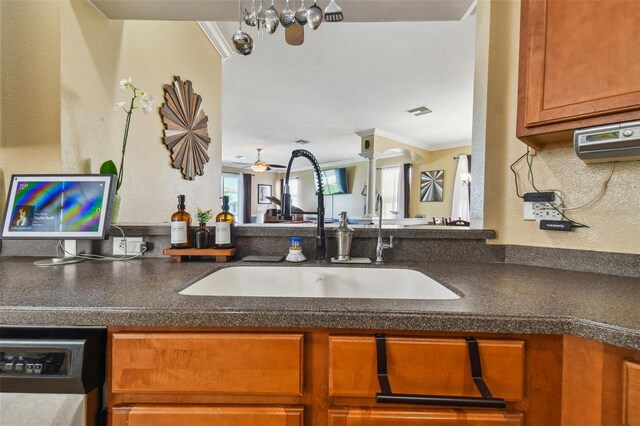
[251,161,268,172]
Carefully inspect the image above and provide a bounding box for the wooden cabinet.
[517,0,640,148]
[624,360,640,426]
[328,336,524,426]
[560,335,640,426]
[112,405,303,426]
[328,408,523,426]
[111,332,303,396]
[108,328,640,425]
[329,336,524,400]
[109,331,304,425]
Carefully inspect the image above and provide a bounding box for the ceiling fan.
[241,148,287,173]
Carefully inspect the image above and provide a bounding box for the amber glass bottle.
[170,194,191,248]
[214,196,234,249]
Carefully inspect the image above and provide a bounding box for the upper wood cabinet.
[517,0,640,148]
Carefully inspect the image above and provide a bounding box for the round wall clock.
[160,76,211,180]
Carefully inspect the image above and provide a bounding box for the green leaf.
[100,160,118,176]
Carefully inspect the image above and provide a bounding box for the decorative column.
[359,151,377,220]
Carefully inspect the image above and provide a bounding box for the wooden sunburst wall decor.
[160,76,211,180]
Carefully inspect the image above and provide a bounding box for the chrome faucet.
[282,149,326,262]
[374,194,393,264]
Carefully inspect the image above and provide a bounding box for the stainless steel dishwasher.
[0,326,106,426]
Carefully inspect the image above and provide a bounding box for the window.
[221,173,240,217]
[380,166,401,219]
[289,178,299,208]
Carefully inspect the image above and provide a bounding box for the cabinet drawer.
[624,359,640,426]
[328,407,523,425]
[329,336,524,401]
[112,405,303,426]
[111,332,303,395]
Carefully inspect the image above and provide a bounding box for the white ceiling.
[88,0,477,169]
[90,0,475,22]
[219,17,476,168]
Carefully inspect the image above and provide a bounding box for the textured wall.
[60,0,222,224]
[0,0,62,216]
[483,0,640,254]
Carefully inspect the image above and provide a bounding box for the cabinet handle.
[375,335,507,409]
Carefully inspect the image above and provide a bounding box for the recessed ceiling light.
[407,106,432,116]
[294,139,311,145]
[234,155,247,159]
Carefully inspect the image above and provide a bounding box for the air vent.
[234,155,247,159]
[407,106,432,116]
[294,139,311,145]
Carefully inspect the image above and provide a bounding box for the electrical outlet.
[533,207,563,222]
[523,190,562,221]
[112,237,144,255]
[524,201,535,220]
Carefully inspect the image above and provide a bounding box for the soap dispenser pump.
[334,211,354,261]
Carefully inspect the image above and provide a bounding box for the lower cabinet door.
[624,359,640,426]
[112,405,303,426]
[328,408,523,426]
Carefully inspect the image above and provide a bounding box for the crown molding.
[198,21,233,61]
[355,128,471,152]
[354,128,377,138]
[354,128,422,149]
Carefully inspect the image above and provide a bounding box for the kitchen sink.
[179,266,460,300]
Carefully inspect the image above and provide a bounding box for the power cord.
[56,225,146,261]
[509,152,528,198]
[512,147,590,228]
[562,162,617,211]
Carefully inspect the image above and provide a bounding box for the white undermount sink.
[180,266,460,300]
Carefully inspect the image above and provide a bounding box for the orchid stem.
[116,86,138,192]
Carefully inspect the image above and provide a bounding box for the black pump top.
[177,194,186,210]
[221,195,229,211]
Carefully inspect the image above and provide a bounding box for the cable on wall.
[562,162,617,211]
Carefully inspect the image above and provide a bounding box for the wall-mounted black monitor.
[1,174,116,240]
[315,167,349,195]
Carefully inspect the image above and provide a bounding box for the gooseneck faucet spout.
[282,149,326,262]
[375,194,394,264]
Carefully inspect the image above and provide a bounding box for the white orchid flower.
[119,77,132,89]
[113,101,126,111]
[140,93,154,113]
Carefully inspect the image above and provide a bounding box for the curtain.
[242,173,252,224]
[403,163,412,218]
[380,166,402,219]
[451,155,470,221]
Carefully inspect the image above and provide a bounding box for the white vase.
[111,193,121,224]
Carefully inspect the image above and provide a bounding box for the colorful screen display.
[2,175,115,239]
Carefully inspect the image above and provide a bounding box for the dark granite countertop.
[0,257,638,350]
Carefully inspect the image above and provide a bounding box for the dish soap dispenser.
[214,196,234,249]
[334,211,354,261]
[170,194,191,248]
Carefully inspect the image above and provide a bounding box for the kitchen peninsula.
[1,253,639,425]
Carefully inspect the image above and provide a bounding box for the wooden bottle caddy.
[162,247,236,263]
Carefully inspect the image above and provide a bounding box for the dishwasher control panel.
[0,350,70,376]
[0,328,105,394]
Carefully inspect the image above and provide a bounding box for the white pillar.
[360,152,377,220]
